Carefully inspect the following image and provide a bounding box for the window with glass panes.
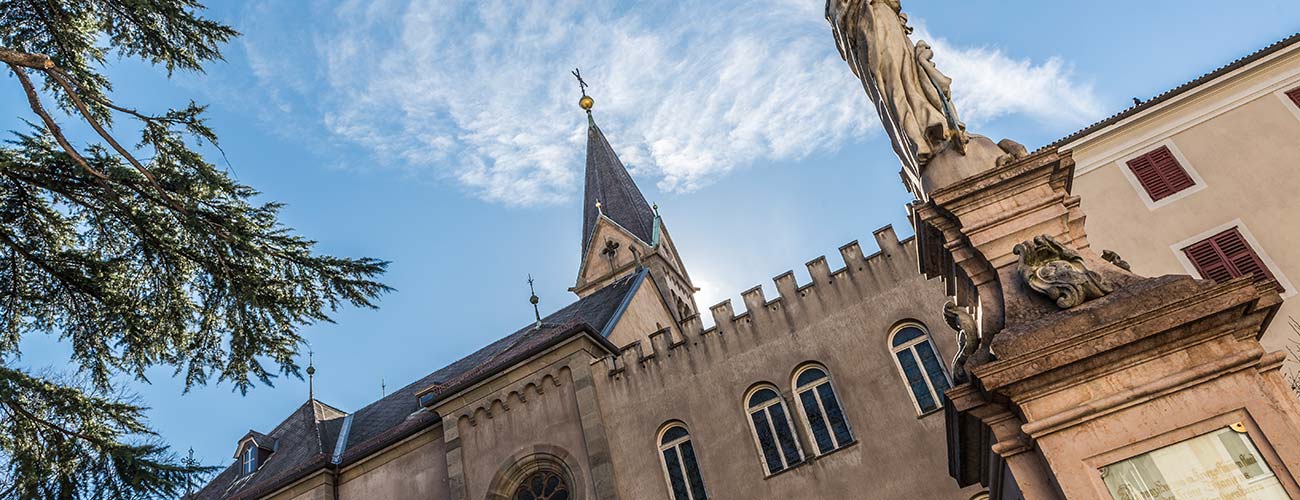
[658,424,707,500]
[745,387,803,475]
[793,366,853,455]
[890,325,951,414]
[241,445,258,475]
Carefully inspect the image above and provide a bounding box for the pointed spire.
[576,72,656,258]
[306,349,316,401]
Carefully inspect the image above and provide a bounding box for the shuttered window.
[1181,228,1277,288]
[1287,87,1300,108]
[1126,146,1196,201]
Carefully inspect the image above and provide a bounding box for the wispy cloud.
[912,24,1103,126]
[239,0,1101,206]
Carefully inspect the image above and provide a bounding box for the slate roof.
[1050,32,1300,150]
[193,271,643,499]
[194,400,346,500]
[581,117,657,258]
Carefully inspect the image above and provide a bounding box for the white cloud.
[913,25,1104,126]
[240,0,1102,206]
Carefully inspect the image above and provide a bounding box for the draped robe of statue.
[828,0,965,163]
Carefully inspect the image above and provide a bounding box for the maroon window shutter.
[1126,146,1195,201]
[1287,87,1300,108]
[1182,228,1276,286]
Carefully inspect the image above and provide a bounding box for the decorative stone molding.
[1013,235,1113,309]
[943,298,980,383]
[1101,249,1131,271]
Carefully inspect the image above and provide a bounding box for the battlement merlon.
[606,225,922,378]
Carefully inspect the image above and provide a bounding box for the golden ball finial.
[579,95,594,111]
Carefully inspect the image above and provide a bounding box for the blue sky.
[7,0,1300,472]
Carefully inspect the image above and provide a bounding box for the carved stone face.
[916,41,933,59]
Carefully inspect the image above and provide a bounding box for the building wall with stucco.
[595,227,982,500]
[1068,43,1300,377]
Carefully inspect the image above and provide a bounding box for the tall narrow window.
[793,365,853,455]
[241,445,258,475]
[1126,146,1196,202]
[890,324,951,414]
[1182,227,1279,290]
[658,424,707,500]
[745,386,803,475]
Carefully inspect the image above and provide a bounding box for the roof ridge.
[1046,32,1300,152]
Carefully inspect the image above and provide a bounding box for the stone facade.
[195,31,1300,500]
[193,109,983,500]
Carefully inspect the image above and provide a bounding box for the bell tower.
[569,72,698,320]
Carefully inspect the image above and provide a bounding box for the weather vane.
[572,68,594,111]
[306,348,316,401]
[528,274,543,328]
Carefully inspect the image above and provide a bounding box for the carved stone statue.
[914,40,967,152]
[943,298,980,383]
[827,0,967,167]
[1013,235,1115,309]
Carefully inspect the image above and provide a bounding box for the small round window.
[513,470,570,500]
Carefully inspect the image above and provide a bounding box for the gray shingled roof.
[194,400,345,500]
[194,271,644,499]
[1050,32,1300,150]
[581,118,657,258]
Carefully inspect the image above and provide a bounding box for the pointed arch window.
[745,386,803,475]
[658,423,707,500]
[793,365,854,455]
[890,324,951,414]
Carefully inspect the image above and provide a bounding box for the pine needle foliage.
[0,2,391,498]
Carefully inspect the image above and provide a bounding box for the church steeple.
[580,116,657,258]
[570,72,698,320]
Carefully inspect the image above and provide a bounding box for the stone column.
[914,146,1300,498]
[443,414,469,500]
[570,359,620,500]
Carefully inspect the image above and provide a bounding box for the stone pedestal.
[916,147,1300,499]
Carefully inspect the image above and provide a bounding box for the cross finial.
[528,274,542,328]
[306,349,316,401]
[381,377,386,398]
[573,68,594,112]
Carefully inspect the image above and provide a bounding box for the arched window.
[792,365,853,454]
[890,323,951,414]
[513,470,569,500]
[657,423,707,500]
[745,386,803,475]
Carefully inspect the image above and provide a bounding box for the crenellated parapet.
[602,225,927,380]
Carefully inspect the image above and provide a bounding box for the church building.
[194,95,982,500]
[195,31,1300,500]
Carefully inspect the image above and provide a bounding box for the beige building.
[1064,33,1300,380]
[194,34,1300,500]
[194,104,986,500]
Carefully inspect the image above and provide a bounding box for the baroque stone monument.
[828,1,1300,498]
